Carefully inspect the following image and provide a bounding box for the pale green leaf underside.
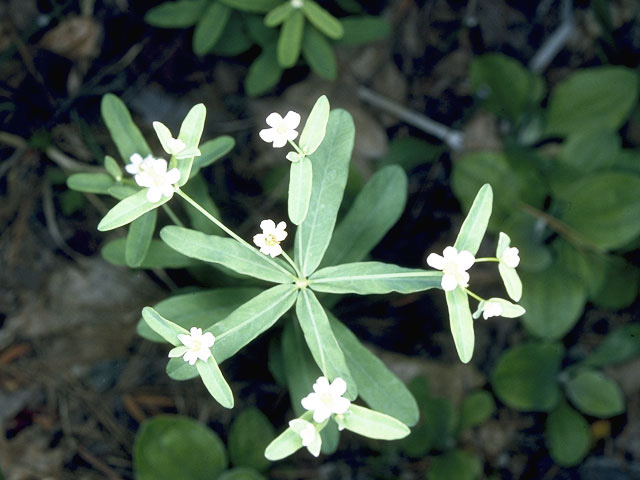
[196,357,234,408]
[101,93,151,161]
[454,183,493,255]
[125,209,157,268]
[445,288,474,363]
[299,95,330,155]
[141,306,189,346]
[288,156,313,225]
[98,189,169,231]
[339,404,410,440]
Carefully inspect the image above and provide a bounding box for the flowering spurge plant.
[69,93,526,459]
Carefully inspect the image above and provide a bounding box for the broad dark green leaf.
[98,190,169,231]
[590,256,640,310]
[101,94,151,161]
[445,287,474,364]
[228,408,275,472]
[335,15,391,45]
[102,238,199,269]
[302,0,343,39]
[546,402,591,467]
[322,165,407,267]
[491,342,564,412]
[288,156,313,225]
[330,316,419,426]
[245,43,283,96]
[218,0,280,13]
[193,2,231,56]
[519,264,586,340]
[558,127,619,173]
[125,209,157,268]
[66,173,114,194]
[583,324,640,368]
[144,0,207,28]
[134,415,227,480]
[545,66,638,137]
[457,390,496,433]
[565,368,625,418]
[277,10,304,68]
[264,2,293,27]
[302,25,337,80]
[295,289,355,398]
[310,262,441,295]
[218,468,266,480]
[294,109,355,276]
[454,183,493,255]
[160,226,294,283]
[427,449,481,480]
[211,11,254,55]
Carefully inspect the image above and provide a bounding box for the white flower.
[481,301,503,319]
[426,246,475,291]
[168,327,215,366]
[259,111,301,148]
[165,137,187,156]
[286,151,304,163]
[253,219,288,257]
[290,0,304,8]
[289,419,321,457]
[125,153,154,175]
[133,157,181,203]
[501,247,520,268]
[301,376,351,423]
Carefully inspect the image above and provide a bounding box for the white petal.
[146,187,162,203]
[301,394,317,412]
[283,111,301,129]
[268,244,283,257]
[130,153,143,164]
[312,406,331,423]
[442,246,458,260]
[184,350,198,365]
[253,234,266,247]
[426,253,445,270]
[307,434,322,457]
[260,219,276,232]
[134,172,153,188]
[160,184,175,199]
[285,129,299,142]
[266,112,284,128]
[458,271,470,288]
[259,128,277,143]
[190,327,202,336]
[457,251,475,270]
[333,397,351,415]
[202,332,215,347]
[272,136,287,148]
[313,376,330,393]
[165,168,181,185]
[330,377,347,396]
[441,273,458,291]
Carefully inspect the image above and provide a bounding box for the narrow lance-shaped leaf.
[98,189,170,231]
[299,95,330,155]
[101,94,151,161]
[330,315,419,426]
[104,155,122,181]
[310,262,441,295]
[160,226,294,283]
[175,103,207,186]
[245,43,283,97]
[264,411,314,461]
[301,24,337,80]
[322,165,407,267]
[144,0,207,28]
[67,173,114,194]
[295,289,356,399]
[193,2,231,56]
[302,0,344,39]
[337,404,410,440]
[295,109,355,276]
[196,356,234,408]
[192,135,235,174]
[454,183,493,255]
[277,9,305,68]
[141,306,189,346]
[217,0,280,13]
[125,209,157,268]
[264,2,294,27]
[497,231,522,301]
[445,288,474,363]
[288,156,313,225]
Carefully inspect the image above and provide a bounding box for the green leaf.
[583,324,640,368]
[546,402,591,467]
[545,66,638,137]
[457,391,496,433]
[453,183,493,256]
[445,288,474,364]
[338,404,409,440]
[209,284,297,363]
[590,256,640,309]
[101,94,151,161]
[302,25,337,80]
[299,95,330,155]
[137,287,261,343]
[264,411,313,461]
[335,15,391,46]
[295,289,355,398]
[144,0,207,28]
[496,232,522,301]
[288,156,313,225]
[134,415,227,480]
[491,342,564,412]
[176,103,206,186]
[301,0,343,39]
[108,183,139,200]
[473,297,525,319]
[160,226,293,283]
[245,43,283,96]
[217,0,280,13]
[277,10,305,68]
[102,238,199,269]
[264,2,293,27]
[427,449,481,480]
[519,264,587,340]
[565,368,625,418]
[125,210,157,268]
[322,165,407,267]
[501,211,552,272]
[470,53,539,121]
[104,155,122,180]
[193,2,231,55]
[295,109,355,276]
[196,356,234,408]
[192,135,235,174]
[228,408,275,472]
[98,190,169,231]
[330,316,419,426]
[310,262,441,295]
[141,307,189,346]
[212,11,254,55]
[181,174,223,235]
[218,468,266,480]
[66,172,114,194]
[558,127,620,173]
[557,172,640,250]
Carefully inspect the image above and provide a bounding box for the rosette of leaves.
[454,55,640,341]
[143,0,391,95]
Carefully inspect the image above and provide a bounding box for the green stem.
[281,250,302,278]
[175,188,295,279]
[463,288,484,303]
[162,204,185,227]
[474,257,499,263]
[288,140,305,156]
